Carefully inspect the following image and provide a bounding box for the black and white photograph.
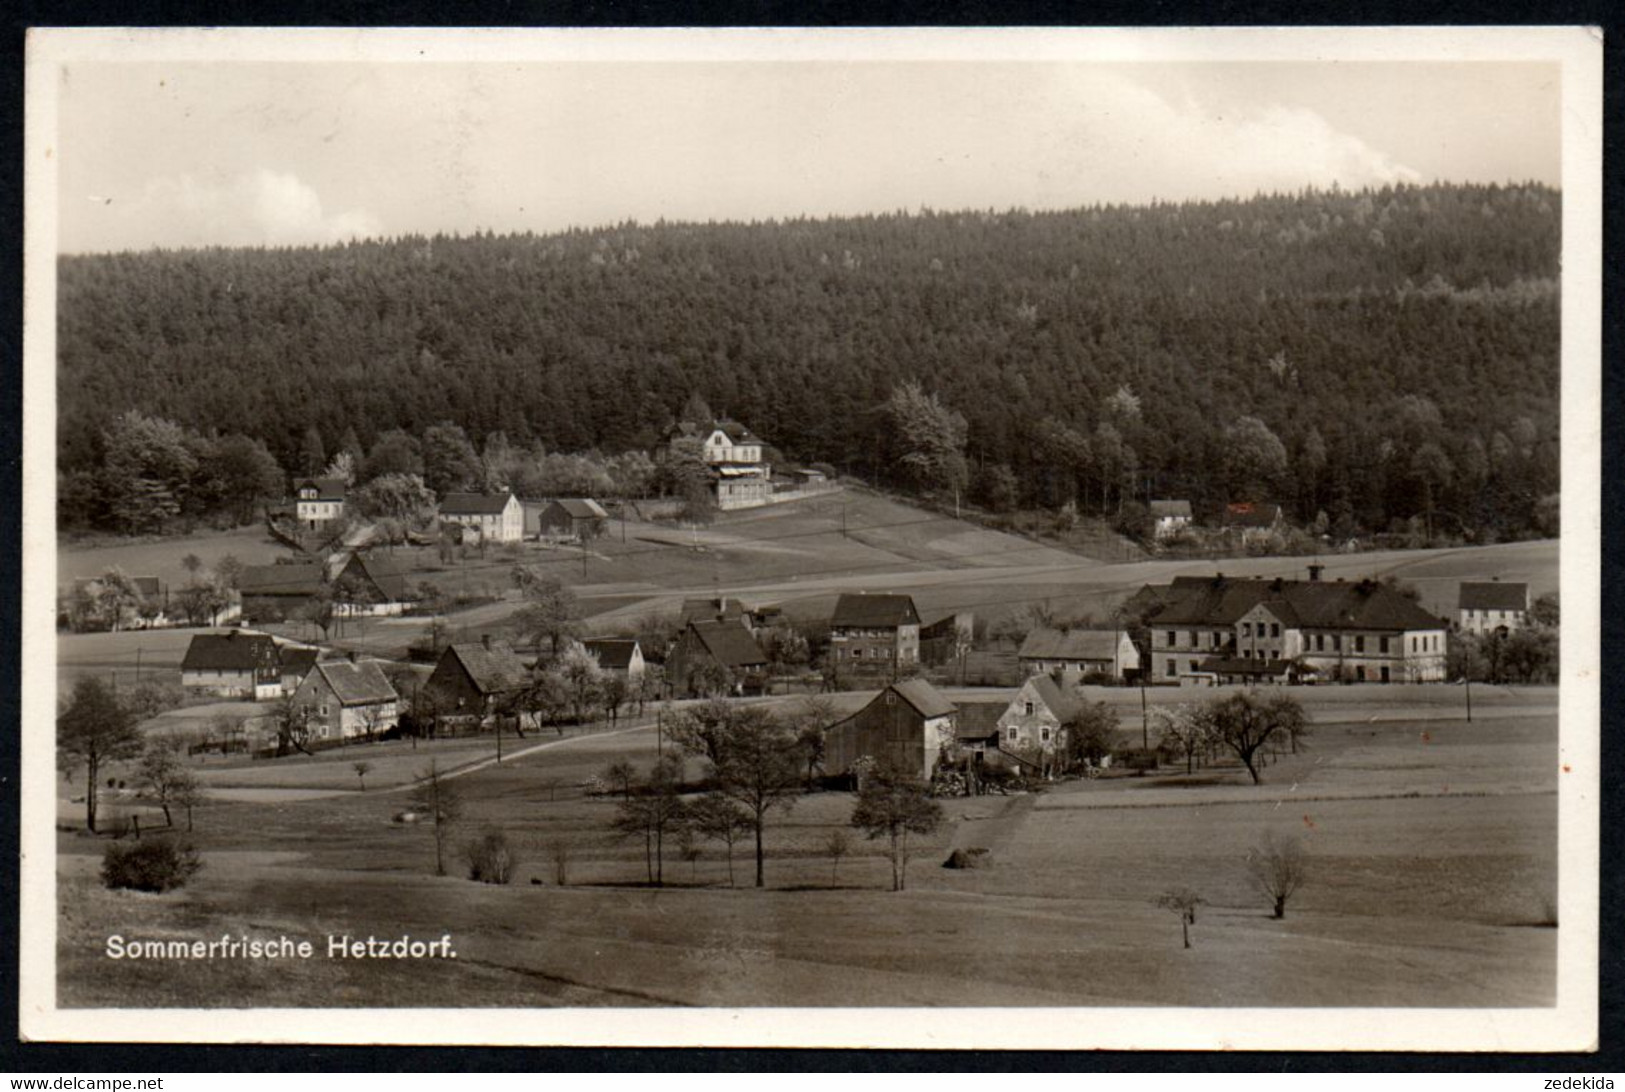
[19,27,1602,1050]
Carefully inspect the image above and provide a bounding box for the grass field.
[58,525,298,590]
[56,685,1558,1009]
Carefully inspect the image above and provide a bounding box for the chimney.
[1308,564,1325,582]
[481,634,492,651]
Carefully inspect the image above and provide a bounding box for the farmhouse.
[829,593,922,674]
[293,477,347,530]
[290,657,400,742]
[1018,627,1140,682]
[1149,499,1194,540]
[332,552,417,616]
[238,561,325,623]
[1222,502,1286,545]
[1145,569,1448,684]
[424,636,530,724]
[582,637,646,681]
[995,674,1079,778]
[532,498,609,541]
[666,620,768,696]
[439,491,524,544]
[180,631,284,701]
[823,679,959,782]
[680,596,748,627]
[669,417,775,511]
[1458,581,1530,636]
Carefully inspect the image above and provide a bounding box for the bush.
[464,829,517,884]
[101,838,202,892]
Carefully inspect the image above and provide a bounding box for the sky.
[51,58,1562,254]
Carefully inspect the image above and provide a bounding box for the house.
[424,636,531,724]
[293,477,347,530]
[439,492,524,544]
[332,552,417,616]
[920,612,975,668]
[1145,569,1448,684]
[1222,502,1286,545]
[668,418,775,510]
[67,575,169,630]
[666,620,769,696]
[995,674,1080,777]
[1149,499,1194,541]
[290,657,400,742]
[1018,627,1140,683]
[582,637,646,681]
[680,596,749,628]
[238,561,325,623]
[180,631,284,700]
[278,646,321,693]
[829,593,922,674]
[1458,581,1530,636]
[533,498,610,542]
[823,679,959,782]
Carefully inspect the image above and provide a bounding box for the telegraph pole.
[1464,676,1473,724]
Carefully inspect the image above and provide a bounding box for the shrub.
[464,829,517,884]
[101,838,202,892]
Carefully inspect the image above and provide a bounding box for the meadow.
[56,685,1558,1010]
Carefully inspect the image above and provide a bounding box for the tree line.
[60,182,1559,542]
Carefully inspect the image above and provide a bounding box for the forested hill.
[58,182,1560,538]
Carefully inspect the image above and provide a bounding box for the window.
[851,649,862,659]
[1242,622,1252,636]
[1271,623,1281,638]
[1332,635,1341,651]
[1188,660,1199,673]
[1355,636,1365,653]
[1041,728,1052,743]
[1315,634,1324,652]
[1188,631,1198,647]
[1165,631,1176,647]
[1023,701,1034,716]
[1007,728,1018,741]
[1379,637,1390,654]
[1166,659,1176,676]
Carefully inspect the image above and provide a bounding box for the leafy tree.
[1530,592,1560,628]
[824,829,852,884]
[1155,887,1205,948]
[422,421,483,498]
[850,762,944,891]
[887,382,969,506]
[350,473,437,544]
[298,426,327,477]
[688,791,751,887]
[360,429,424,483]
[268,693,314,757]
[1155,703,1215,774]
[1223,416,1288,501]
[671,703,801,888]
[102,412,199,534]
[406,761,466,876]
[138,737,197,828]
[213,434,287,524]
[789,696,835,790]
[512,569,581,658]
[58,677,143,833]
[353,761,374,791]
[214,553,245,590]
[602,758,637,800]
[610,755,687,885]
[1061,701,1120,771]
[554,642,605,724]
[1206,690,1306,784]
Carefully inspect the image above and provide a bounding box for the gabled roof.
[341,553,416,602]
[181,632,278,671]
[955,702,1005,740]
[887,678,956,719]
[550,498,609,520]
[312,660,399,706]
[443,641,529,694]
[1223,502,1283,528]
[583,638,640,671]
[1151,575,1445,632]
[1149,499,1192,518]
[680,597,746,625]
[1459,581,1529,611]
[279,647,320,677]
[711,419,759,444]
[688,621,767,669]
[831,593,920,629]
[1018,627,1125,663]
[238,562,325,597]
[440,492,516,516]
[1025,674,1081,722]
[295,477,348,501]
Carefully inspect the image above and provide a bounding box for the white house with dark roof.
[1018,627,1140,682]
[293,477,347,530]
[439,491,524,543]
[669,417,775,510]
[180,631,284,700]
[1457,581,1530,636]
[1149,499,1194,540]
[291,658,401,742]
[582,637,646,681]
[996,674,1081,778]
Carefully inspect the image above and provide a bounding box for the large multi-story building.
[829,593,922,675]
[668,418,774,510]
[1144,568,1448,684]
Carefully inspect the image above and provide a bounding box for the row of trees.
[1151,691,1311,784]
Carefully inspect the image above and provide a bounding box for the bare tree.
[138,738,192,827]
[352,761,373,791]
[610,755,687,885]
[601,759,637,801]
[407,761,466,876]
[824,829,852,885]
[689,791,750,887]
[172,773,210,832]
[1248,830,1309,918]
[547,839,570,885]
[850,762,944,892]
[1155,887,1205,949]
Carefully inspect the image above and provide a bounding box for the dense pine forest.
[57,182,1560,542]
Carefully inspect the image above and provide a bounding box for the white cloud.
[78,169,381,251]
